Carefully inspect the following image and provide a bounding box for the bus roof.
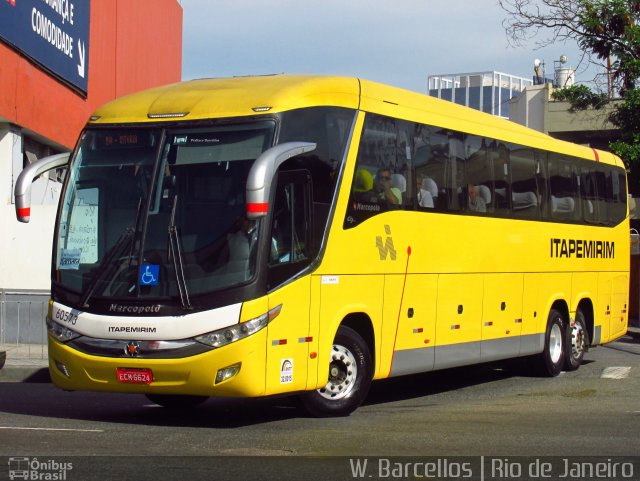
[88,74,622,167]
[89,75,361,124]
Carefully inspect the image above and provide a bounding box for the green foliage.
[551,84,608,111]
[609,137,640,165]
[609,88,640,132]
[609,88,640,194]
[579,0,640,94]
[610,136,640,194]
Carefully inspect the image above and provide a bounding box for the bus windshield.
[55,121,275,304]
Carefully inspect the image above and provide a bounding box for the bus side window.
[579,165,600,224]
[421,127,448,211]
[605,167,628,225]
[510,147,540,219]
[423,129,459,212]
[267,170,313,289]
[486,141,510,215]
[344,113,407,228]
[461,135,492,214]
[548,154,579,222]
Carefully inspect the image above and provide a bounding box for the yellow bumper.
[47,330,268,397]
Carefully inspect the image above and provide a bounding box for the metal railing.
[0,289,49,360]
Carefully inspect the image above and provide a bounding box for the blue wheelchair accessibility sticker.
[140,264,159,286]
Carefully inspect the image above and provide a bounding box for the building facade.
[0,0,183,353]
[428,71,533,119]
[508,83,619,150]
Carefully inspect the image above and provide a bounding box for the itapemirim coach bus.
[16,75,629,416]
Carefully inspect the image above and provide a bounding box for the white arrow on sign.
[77,40,86,78]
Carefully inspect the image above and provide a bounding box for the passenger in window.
[353,168,374,196]
[363,168,401,206]
[227,216,257,263]
[416,174,434,208]
[467,183,487,212]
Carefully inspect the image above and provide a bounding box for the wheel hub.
[571,322,585,358]
[317,344,358,400]
[549,322,563,364]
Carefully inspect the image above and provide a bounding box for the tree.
[578,0,640,94]
[500,0,640,194]
[550,83,608,111]
[500,0,640,94]
[609,88,640,191]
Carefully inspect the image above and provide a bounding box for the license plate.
[116,368,153,384]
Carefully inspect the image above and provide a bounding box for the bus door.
[265,170,314,394]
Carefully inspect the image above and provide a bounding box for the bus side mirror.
[245,141,316,220]
[14,152,70,223]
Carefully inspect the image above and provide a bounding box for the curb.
[0,349,50,383]
[0,366,50,383]
[628,326,640,340]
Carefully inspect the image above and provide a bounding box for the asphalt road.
[0,336,638,481]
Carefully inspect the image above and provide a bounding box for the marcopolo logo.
[376,225,397,261]
[108,304,161,314]
[8,457,73,480]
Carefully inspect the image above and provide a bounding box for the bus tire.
[300,326,372,417]
[535,309,565,377]
[564,308,588,371]
[145,394,208,409]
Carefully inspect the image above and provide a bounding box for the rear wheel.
[145,394,208,409]
[300,326,372,417]
[535,309,565,377]
[564,308,588,371]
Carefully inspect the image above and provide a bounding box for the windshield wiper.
[81,227,135,308]
[80,197,144,307]
[168,194,192,310]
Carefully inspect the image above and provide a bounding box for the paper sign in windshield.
[59,249,81,270]
[66,188,98,263]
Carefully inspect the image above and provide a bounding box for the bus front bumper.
[46,331,268,397]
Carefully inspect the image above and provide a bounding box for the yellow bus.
[16,75,629,416]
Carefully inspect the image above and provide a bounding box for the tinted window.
[343,111,627,229]
[510,147,540,219]
[548,153,579,221]
[344,113,409,228]
[279,106,355,242]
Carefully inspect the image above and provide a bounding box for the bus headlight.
[195,304,282,349]
[46,317,81,343]
[215,363,241,384]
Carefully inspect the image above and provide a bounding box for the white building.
[428,71,533,119]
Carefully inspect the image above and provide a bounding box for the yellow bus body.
[48,75,629,403]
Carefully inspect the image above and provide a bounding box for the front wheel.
[300,326,372,417]
[535,309,565,377]
[564,309,589,371]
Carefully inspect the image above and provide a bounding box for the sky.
[180,0,597,95]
